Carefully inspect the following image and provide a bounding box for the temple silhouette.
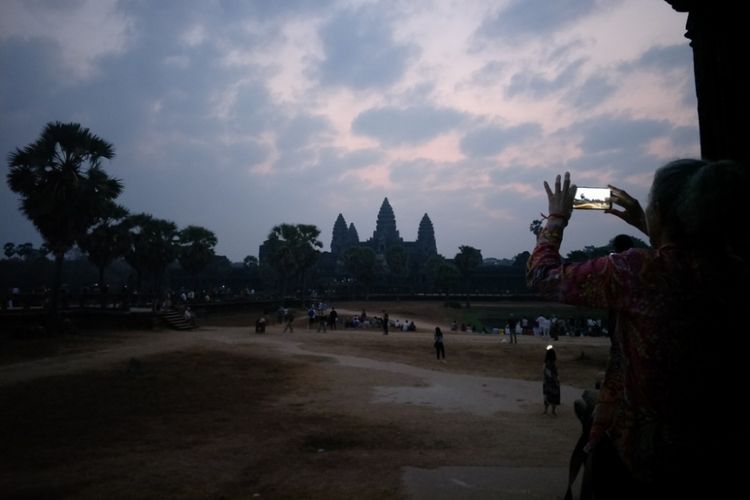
[330,197,437,260]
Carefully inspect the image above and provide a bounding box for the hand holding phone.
[607,185,648,235]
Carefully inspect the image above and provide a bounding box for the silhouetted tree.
[123,213,179,307]
[7,121,121,324]
[178,225,217,290]
[512,251,531,269]
[343,246,378,299]
[4,243,16,260]
[454,245,482,307]
[435,261,460,294]
[78,203,129,307]
[266,223,322,297]
[386,245,408,298]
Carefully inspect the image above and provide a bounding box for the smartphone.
[572,187,612,210]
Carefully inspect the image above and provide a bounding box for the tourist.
[382,310,389,335]
[434,327,445,361]
[317,308,328,332]
[282,309,295,333]
[527,161,748,497]
[328,307,338,330]
[508,314,518,344]
[542,345,560,415]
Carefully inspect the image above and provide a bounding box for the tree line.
[5,122,219,324]
[5,122,644,328]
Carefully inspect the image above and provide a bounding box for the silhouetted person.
[508,314,518,344]
[434,327,445,360]
[543,345,560,415]
[528,161,748,498]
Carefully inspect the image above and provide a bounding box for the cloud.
[0,37,61,113]
[478,0,600,41]
[571,114,672,154]
[506,59,585,99]
[352,105,466,146]
[316,7,417,90]
[565,74,617,109]
[468,61,507,86]
[0,0,132,81]
[276,114,334,151]
[460,122,543,158]
[670,125,699,149]
[620,43,693,73]
[0,0,699,263]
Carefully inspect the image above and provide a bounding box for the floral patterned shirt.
[527,220,704,482]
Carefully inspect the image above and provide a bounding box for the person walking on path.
[382,310,389,335]
[282,309,295,333]
[543,345,560,415]
[434,327,446,361]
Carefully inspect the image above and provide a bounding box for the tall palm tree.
[267,223,322,297]
[7,122,122,322]
[122,213,179,308]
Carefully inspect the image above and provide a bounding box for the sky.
[0,0,698,263]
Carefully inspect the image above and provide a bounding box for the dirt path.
[1,323,603,499]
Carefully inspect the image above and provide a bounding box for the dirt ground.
[0,301,610,499]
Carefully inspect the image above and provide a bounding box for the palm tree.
[266,223,322,298]
[78,202,129,308]
[7,121,121,322]
[123,213,179,308]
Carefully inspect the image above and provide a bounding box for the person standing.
[307,306,316,329]
[382,310,389,335]
[434,327,446,361]
[317,308,328,332]
[527,163,748,497]
[329,307,338,330]
[543,345,560,415]
[508,314,518,344]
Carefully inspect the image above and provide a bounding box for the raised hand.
[543,172,576,222]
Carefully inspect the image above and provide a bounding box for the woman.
[527,160,748,498]
[543,345,560,415]
[434,327,445,361]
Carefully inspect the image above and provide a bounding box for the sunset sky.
[0,0,698,262]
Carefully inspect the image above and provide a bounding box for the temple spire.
[331,214,348,254]
[372,197,400,245]
[416,213,437,255]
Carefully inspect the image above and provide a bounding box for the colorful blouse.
[527,220,705,483]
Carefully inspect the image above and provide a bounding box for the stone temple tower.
[331,214,361,255]
[330,214,348,255]
[371,197,403,254]
[416,213,437,255]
